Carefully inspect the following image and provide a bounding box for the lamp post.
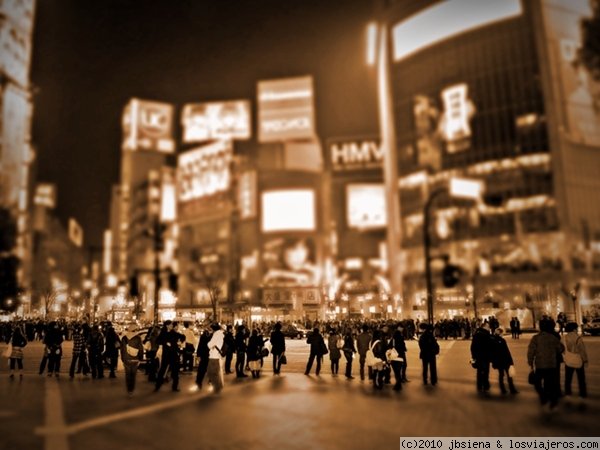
[423,178,483,324]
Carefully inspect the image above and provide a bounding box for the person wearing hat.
[206,323,225,393]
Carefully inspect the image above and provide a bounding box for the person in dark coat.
[247,329,266,378]
[388,325,407,391]
[471,322,494,395]
[371,329,388,390]
[195,328,212,388]
[88,324,105,379]
[104,323,121,378]
[120,326,145,396]
[44,321,64,377]
[154,321,185,392]
[143,325,161,382]
[418,323,439,386]
[491,327,518,394]
[304,328,327,376]
[270,322,286,375]
[327,329,342,376]
[342,327,357,380]
[223,325,236,374]
[234,325,248,378]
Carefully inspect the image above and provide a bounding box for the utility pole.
[151,216,165,325]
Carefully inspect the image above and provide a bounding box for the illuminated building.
[0,0,36,305]
[381,0,600,325]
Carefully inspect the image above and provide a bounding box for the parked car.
[583,318,600,336]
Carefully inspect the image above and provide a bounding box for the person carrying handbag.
[563,322,588,405]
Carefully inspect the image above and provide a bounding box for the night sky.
[31,0,379,247]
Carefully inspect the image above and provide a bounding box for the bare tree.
[42,289,58,319]
[190,251,227,323]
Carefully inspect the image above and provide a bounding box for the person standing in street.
[528,318,564,412]
[8,325,27,380]
[196,327,212,388]
[104,323,121,379]
[356,324,372,381]
[388,324,407,391]
[418,323,439,386]
[471,321,494,395]
[327,329,342,376]
[305,328,327,376]
[207,322,225,393]
[234,324,248,378]
[45,321,64,378]
[223,325,235,375]
[120,325,144,397]
[69,325,90,379]
[181,322,198,373]
[155,321,185,392]
[270,322,286,376]
[342,327,356,380]
[563,321,588,407]
[491,327,518,395]
[143,324,161,382]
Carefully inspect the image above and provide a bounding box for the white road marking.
[43,378,70,450]
[437,340,456,364]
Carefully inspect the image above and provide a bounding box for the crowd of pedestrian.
[0,314,591,412]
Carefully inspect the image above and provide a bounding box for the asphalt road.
[0,335,599,450]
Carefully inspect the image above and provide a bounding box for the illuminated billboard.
[181,100,251,142]
[122,98,175,153]
[329,138,382,171]
[262,237,321,288]
[346,184,387,230]
[392,0,522,61]
[261,189,315,233]
[257,76,316,142]
[541,0,600,146]
[177,140,232,203]
[34,183,56,209]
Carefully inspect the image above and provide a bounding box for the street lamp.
[367,21,404,310]
[424,177,483,324]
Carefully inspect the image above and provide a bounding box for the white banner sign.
[122,98,175,153]
[182,100,251,142]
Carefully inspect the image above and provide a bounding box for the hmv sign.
[328,138,383,171]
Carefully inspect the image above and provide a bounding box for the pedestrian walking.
[143,325,161,382]
[181,322,198,373]
[562,321,588,407]
[356,324,372,381]
[327,329,342,376]
[342,327,356,380]
[270,322,286,376]
[154,321,185,392]
[69,325,90,379]
[304,328,327,376]
[8,325,27,379]
[120,325,144,397]
[528,318,564,412]
[88,324,105,379]
[418,323,439,386]
[206,323,225,393]
[471,322,494,395]
[370,329,388,390]
[104,323,121,378]
[491,327,518,395]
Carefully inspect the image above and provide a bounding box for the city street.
[1,334,598,450]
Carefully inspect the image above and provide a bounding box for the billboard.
[181,100,251,142]
[261,189,315,233]
[68,218,83,247]
[329,138,382,171]
[541,0,600,146]
[392,0,522,62]
[122,98,175,153]
[346,184,387,230]
[257,76,316,142]
[262,237,321,288]
[34,183,56,209]
[177,140,232,219]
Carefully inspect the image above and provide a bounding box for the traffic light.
[129,276,139,297]
[168,273,178,292]
[0,256,19,311]
[442,263,461,288]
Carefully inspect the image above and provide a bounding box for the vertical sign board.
[122,98,175,153]
[176,140,233,221]
[69,218,83,248]
[257,76,316,142]
[181,100,251,142]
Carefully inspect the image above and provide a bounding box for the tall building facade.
[383,0,600,325]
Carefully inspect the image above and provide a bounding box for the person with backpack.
[418,323,439,386]
[327,328,342,376]
[563,322,588,406]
